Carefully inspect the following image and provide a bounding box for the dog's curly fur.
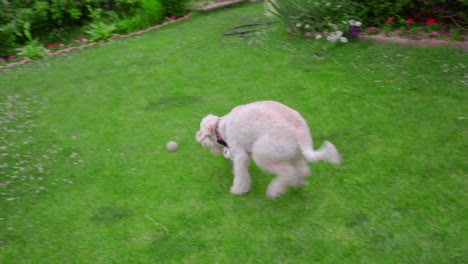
[196,100,341,198]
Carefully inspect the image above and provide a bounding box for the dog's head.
[195,114,224,154]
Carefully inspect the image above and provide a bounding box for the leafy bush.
[0,0,164,58]
[15,40,48,59]
[114,0,165,34]
[267,0,362,42]
[0,24,18,56]
[407,0,467,29]
[351,0,411,26]
[160,0,189,17]
[12,21,47,59]
[140,0,165,24]
[85,22,117,41]
[353,0,467,28]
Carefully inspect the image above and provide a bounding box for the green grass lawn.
[1,3,466,263]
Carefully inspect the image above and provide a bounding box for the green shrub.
[160,0,189,17]
[85,22,117,41]
[15,40,48,59]
[140,0,165,24]
[352,0,467,28]
[407,0,467,29]
[114,0,165,34]
[118,13,152,33]
[108,0,141,15]
[267,0,362,42]
[351,0,410,26]
[0,24,18,56]
[0,0,157,57]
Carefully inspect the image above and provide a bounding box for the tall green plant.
[265,0,299,33]
[266,0,362,42]
[160,0,189,17]
[85,5,116,41]
[85,22,116,41]
[0,24,17,57]
[14,22,48,59]
[140,0,165,23]
[351,0,411,26]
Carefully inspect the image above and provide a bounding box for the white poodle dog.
[195,100,341,198]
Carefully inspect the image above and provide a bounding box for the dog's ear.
[195,114,218,142]
[196,131,207,142]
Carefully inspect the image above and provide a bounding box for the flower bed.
[361,17,467,50]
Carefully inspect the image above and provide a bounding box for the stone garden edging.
[359,34,468,50]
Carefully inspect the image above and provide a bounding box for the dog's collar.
[215,119,228,148]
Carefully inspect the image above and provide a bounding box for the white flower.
[340,37,348,43]
[348,20,362,27]
[326,35,337,42]
[305,24,310,29]
[315,34,322,40]
[296,23,302,28]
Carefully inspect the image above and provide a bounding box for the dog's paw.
[230,185,250,195]
[291,177,307,189]
[266,181,287,199]
[223,148,232,160]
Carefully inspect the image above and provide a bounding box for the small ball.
[166,141,178,151]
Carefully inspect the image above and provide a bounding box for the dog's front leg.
[230,151,251,195]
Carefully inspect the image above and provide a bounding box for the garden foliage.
[160,0,190,17]
[0,0,189,58]
[267,0,467,41]
[267,0,362,42]
[353,0,468,27]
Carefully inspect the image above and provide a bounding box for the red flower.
[47,44,55,49]
[386,17,393,24]
[427,18,436,26]
[77,36,84,41]
[406,18,414,24]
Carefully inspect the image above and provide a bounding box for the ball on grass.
[166,141,178,151]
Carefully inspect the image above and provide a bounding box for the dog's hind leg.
[253,157,296,198]
[230,151,251,195]
[291,158,310,188]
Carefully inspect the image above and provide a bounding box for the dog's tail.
[301,141,341,164]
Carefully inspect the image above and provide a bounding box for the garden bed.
[0,14,192,71]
